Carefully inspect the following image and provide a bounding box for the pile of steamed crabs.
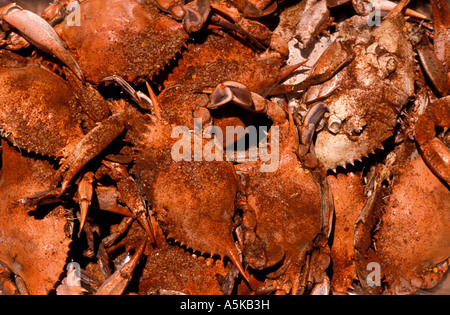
[0,0,448,295]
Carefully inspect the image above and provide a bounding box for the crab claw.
[0,3,84,81]
[225,246,252,288]
[52,113,126,195]
[102,75,163,120]
[415,96,450,184]
[183,0,211,32]
[236,0,278,18]
[301,102,329,149]
[101,75,153,111]
[207,81,283,120]
[208,81,253,109]
[96,240,146,295]
[77,172,94,237]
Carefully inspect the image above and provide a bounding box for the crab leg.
[298,103,334,238]
[101,75,153,111]
[270,41,354,95]
[99,160,157,245]
[415,96,450,184]
[417,37,450,96]
[77,171,94,237]
[431,0,450,65]
[372,0,427,20]
[0,3,84,81]
[101,217,134,249]
[95,240,146,295]
[300,102,329,153]
[0,262,29,295]
[52,113,126,194]
[383,0,409,19]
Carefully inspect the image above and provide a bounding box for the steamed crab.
[203,80,334,294]
[46,0,189,84]
[154,27,292,150]
[0,57,159,294]
[277,0,417,171]
[48,0,281,85]
[0,139,71,295]
[0,62,98,163]
[24,24,297,288]
[0,50,156,248]
[354,96,450,294]
[23,73,253,285]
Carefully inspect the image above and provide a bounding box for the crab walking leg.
[77,171,94,237]
[372,0,427,19]
[52,113,126,194]
[297,103,334,240]
[100,160,157,245]
[96,240,146,295]
[431,0,450,64]
[415,96,450,184]
[0,3,85,81]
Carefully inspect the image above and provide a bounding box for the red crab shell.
[0,139,71,294]
[374,155,450,294]
[54,0,188,84]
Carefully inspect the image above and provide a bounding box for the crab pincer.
[0,3,84,81]
[96,240,146,295]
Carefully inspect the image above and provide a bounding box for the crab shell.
[54,0,188,84]
[241,150,324,271]
[0,65,85,158]
[139,243,232,295]
[373,155,450,294]
[308,8,415,171]
[0,139,71,294]
[159,29,288,148]
[131,124,245,277]
[234,107,332,294]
